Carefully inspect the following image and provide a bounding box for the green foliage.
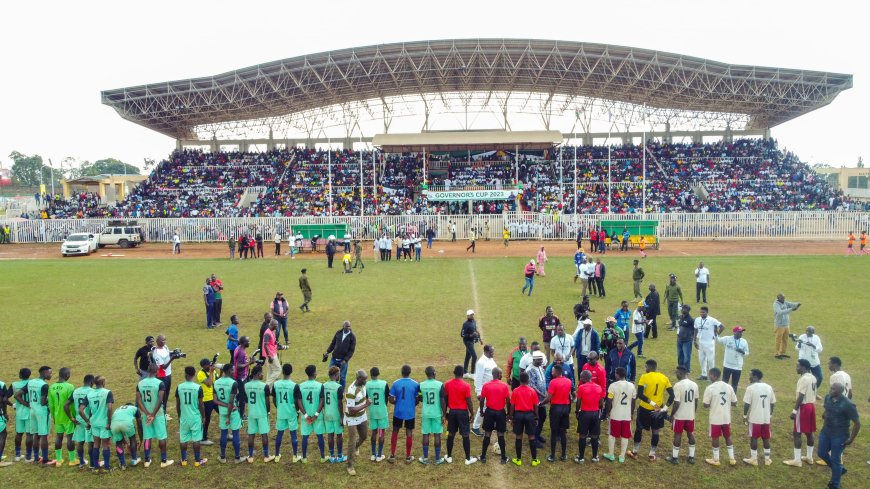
[71,158,141,178]
[8,150,51,186]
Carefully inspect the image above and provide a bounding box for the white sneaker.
[144,460,152,468]
[465,457,478,465]
[445,456,453,464]
[160,459,175,468]
[293,455,302,463]
[131,458,141,467]
[375,455,386,462]
[370,455,376,461]
[200,440,214,446]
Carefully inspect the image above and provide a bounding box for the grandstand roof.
[102,38,853,139]
[373,130,562,152]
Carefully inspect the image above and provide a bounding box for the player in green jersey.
[110,403,141,469]
[272,363,302,463]
[176,366,207,467]
[12,368,33,462]
[243,365,274,463]
[324,365,346,463]
[80,375,113,472]
[0,378,12,467]
[63,374,94,469]
[214,363,243,463]
[365,367,390,461]
[48,367,76,466]
[136,363,173,468]
[26,366,53,465]
[298,364,326,462]
[418,366,446,464]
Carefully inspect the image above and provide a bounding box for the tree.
[77,158,141,177]
[8,151,51,186]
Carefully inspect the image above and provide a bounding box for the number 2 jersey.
[607,380,637,421]
[365,379,389,421]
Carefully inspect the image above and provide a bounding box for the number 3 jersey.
[703,380,737,425]
[607,380,637,421]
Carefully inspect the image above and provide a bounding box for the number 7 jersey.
[743,382,776,425]
[607,380,637,421]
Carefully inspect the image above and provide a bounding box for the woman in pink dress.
[536,246,548,276]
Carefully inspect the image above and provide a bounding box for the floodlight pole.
[607,125,612,213]
[642,104,647,215]
[373,150,377,216]
[573,133,577,216]
[558,147,563,206]
[48,159,55,197]
[328,138,333,217]
[360,134,364,219]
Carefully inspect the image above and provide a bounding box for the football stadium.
[1,31,869,489]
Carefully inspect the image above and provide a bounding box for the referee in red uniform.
[444,366,478,465]
[575,370,606,462]
[509,372,540,466]
[541,364,573,462]
[478,367,510,463]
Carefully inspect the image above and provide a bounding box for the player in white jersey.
[702,368,738,466]
[784,359,817,467]
[742,369,776,466]
[666,365,699,464]
[827,357,852,399]
[602,367,636,463]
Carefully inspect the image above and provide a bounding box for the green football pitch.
[1,252,867,488]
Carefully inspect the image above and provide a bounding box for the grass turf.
[0,251,868,488]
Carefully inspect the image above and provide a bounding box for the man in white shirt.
[702,368,738,466]
[472,345,498,436]
[517,342,541,373]
[581,260,596,297]
[287,233,297,258]
[667,365,699,465]
[827,357,852,399]
[795,326,823,390]
[151,335,175,417]
[172,233,181,254]
[717,326,749,392]
[694,262,710,303]
[693,306,723,381]
[742,369,776,466]
[602,367,636,463]
[273,231,282,256]
[629,302,647,358]
[549,324,575,380]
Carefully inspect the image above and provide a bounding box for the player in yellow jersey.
[629,359,673,461]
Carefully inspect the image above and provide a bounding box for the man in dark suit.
[644,284,661,340]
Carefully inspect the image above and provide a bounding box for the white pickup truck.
[98,221,144,248]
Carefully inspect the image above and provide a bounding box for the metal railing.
[2,211,867,243]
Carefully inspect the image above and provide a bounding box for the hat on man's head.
[466,309,475,316]
[732,326,746,333]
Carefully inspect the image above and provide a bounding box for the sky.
[0,0,865,172]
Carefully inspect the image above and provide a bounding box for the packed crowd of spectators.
[35,139,851,218]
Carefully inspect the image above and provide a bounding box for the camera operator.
[134,336,155,379]
[232,336,256,419]
[263,319,288,386]
[197,358,218,446]
[151,335,176,416]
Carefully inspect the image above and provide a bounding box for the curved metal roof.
[101,38,853,139]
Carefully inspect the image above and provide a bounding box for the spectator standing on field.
[461,310,481,378]
[644,284,661,339]
[255,232,264,258]
[774,293,801,359]
[228,235,236,260]
[172,232,181,254]
[693,306,723,381]
[718,326,749,391]
[676,305,694,373]
[522,260,537,296]
[134,336,155,379]
[225,315,240,357]
[323,321,356,389]
[664,274,683,331]
[426,226,435,249]
[353,240,365,271]
[326,239,336,268]
[270,292,289,344]
[694,262,710,303]
[274,231,282,256]
[795,326,824,390]
[632,260,645,300]
[536,246,548,276]
[203,277,216,329]
[816,383,860,489]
